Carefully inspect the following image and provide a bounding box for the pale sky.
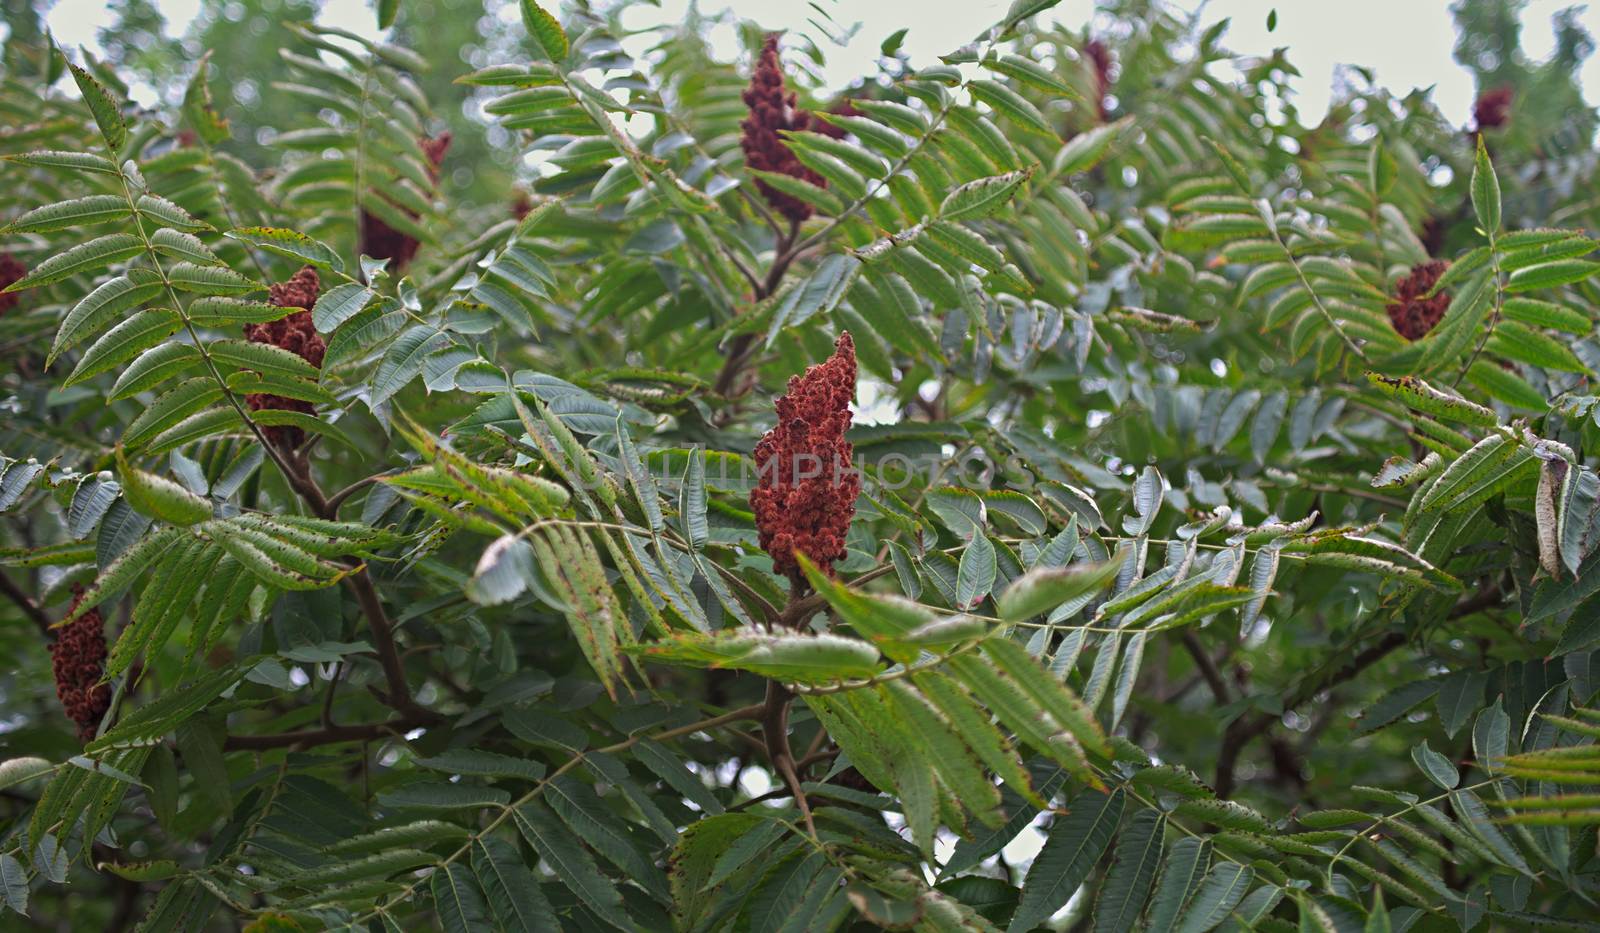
[35,0,1600,127]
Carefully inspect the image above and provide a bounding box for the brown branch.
[756,562,897,634]
[758,221,804,296]
[756,578,831,835]
[1284,584,1501,712]
[712,218,801,398]
[1284,631,1409,711]
[795,747,839,773]
[324,474,383,515]
[0,571,50,637]
[717,241,764,295]
[1213,714,1271,800]
[773,590,826,630]
[224,711,431,751]
[344,569,426,717]
[1266,734,1310,791]
[801,721,829,762]
[320,661,344,729]
[1214,630,1408,799]
[762,679,814,836]
[713,338,762,398]
[1181,632,1230,704]
[1213,586,1504,797]
[270,444,332,517]
[276,453,424,720]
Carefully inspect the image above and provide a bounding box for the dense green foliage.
[3,0,1600,929]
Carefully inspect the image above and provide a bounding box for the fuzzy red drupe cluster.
[359,132,451,269]
[740,34,837,224]
[1385,260,1452,341]
[750,332,861,583]
[0,252,26,315]
[243,265,325,449]
[1084,39,1114,120]
[51,587,111,743]
[1474,86,1513,131]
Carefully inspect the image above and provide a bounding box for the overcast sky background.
[34,0,1600,128]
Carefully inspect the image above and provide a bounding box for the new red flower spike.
[1084,39,1114,120]
[1473,86,1513,131]
[359,132,451,268]
[741,34,827,224]
[751,332,860,584]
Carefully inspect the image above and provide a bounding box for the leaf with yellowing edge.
[519,1,568,62]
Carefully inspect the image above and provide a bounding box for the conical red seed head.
[740,34,828,224]
[244,265,325,448]
[1385,260,1450,341]
[750,332,859,583]
[51,586,111,743]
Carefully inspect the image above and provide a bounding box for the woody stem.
[759,584,826,836]
[713,218,800,397]
[279,450,428,722]
[762,678,813,836]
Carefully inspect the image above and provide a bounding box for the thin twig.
[1454,236,1504,388]
[1213,586,1503,796]
[324,474,383,515]
[224,711,429,751]
[344,567,426,717]
[1180,632,1230,704]
[716,239,764,294]
[275,455,428,720]
[795,747,839,773]
[320,661,345,730]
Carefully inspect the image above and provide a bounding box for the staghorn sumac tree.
[2,0,1600,930]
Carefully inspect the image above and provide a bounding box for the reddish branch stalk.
[324,474,381,515]
[757,591,825,833]
[762,679,813,835]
